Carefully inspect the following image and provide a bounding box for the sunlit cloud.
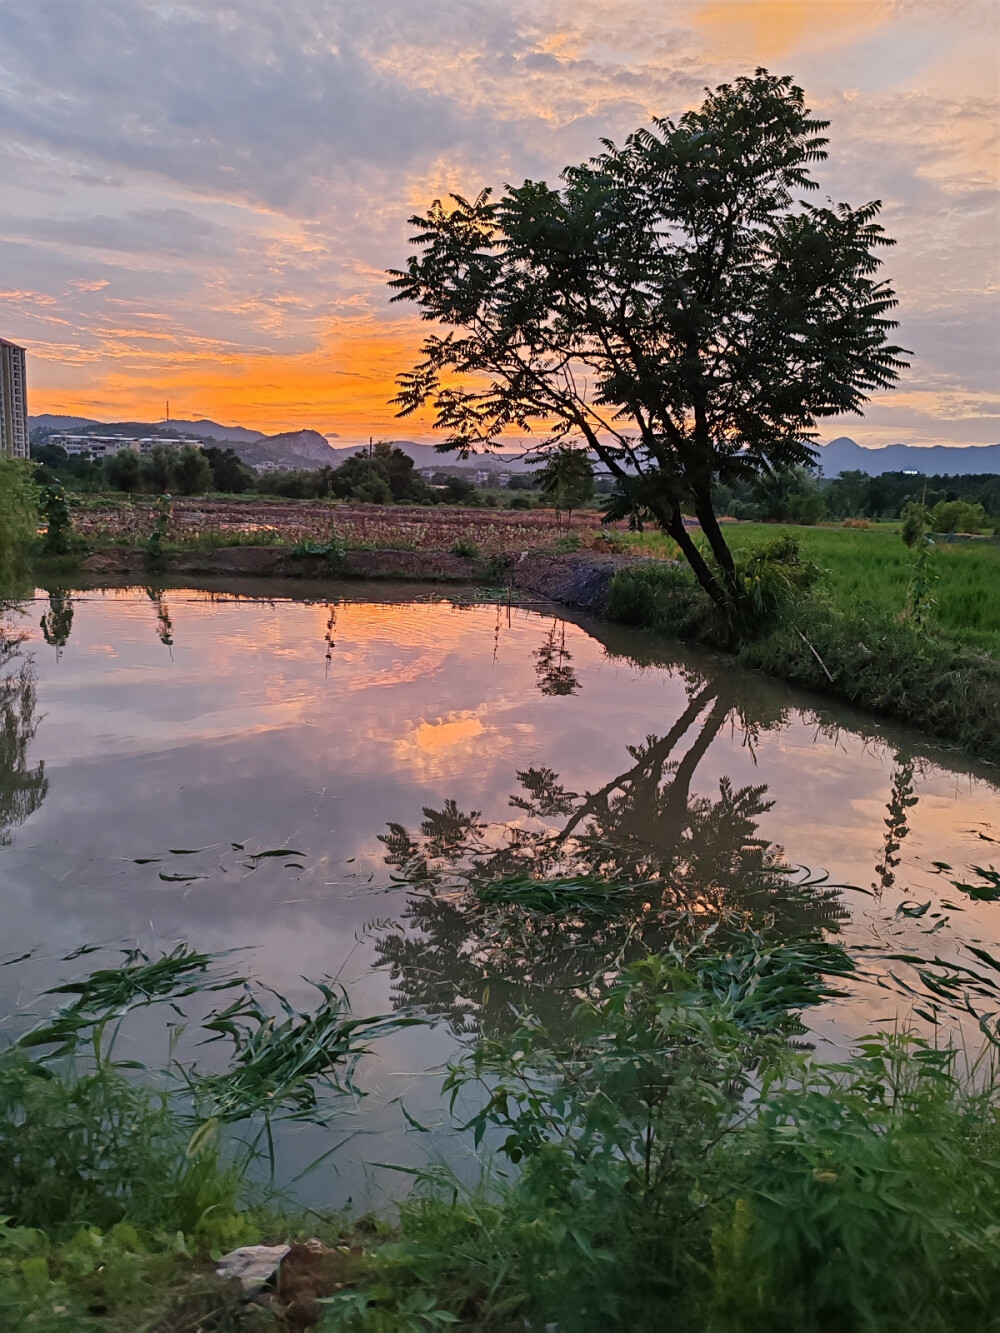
[0,0,995,443]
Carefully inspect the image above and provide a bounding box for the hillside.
[29,415,265,444]
[815,437,1000,477]
[232,429,339,469]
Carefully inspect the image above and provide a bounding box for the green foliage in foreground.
[6,914,1000,1329]
[0,944,416,1329]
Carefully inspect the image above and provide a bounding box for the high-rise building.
[0,339,29,459]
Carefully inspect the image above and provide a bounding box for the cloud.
[0,0,994,441]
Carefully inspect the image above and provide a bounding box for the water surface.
[3,581,998,1204]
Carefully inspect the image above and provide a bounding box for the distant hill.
[816,437,1000,478]
[29,414,100,433]
[29,415,265,444]
[163,418,265,444]
[233,429,339,469]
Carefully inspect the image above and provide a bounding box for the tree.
[102,448,142,493]
[329,442,431,504]
[202,446,256,493]
[139,445,175,494]
[390,70,907,623]
[0,459,37,595]
[536,445,595,526]
[170,445,213,496]
[750,464,826,525]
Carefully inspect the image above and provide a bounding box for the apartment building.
[50,434,203,458]
[0,339,29,459]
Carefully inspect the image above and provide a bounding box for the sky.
[0,0,996,448]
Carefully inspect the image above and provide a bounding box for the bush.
[929,498,991,535]
[0,459,37,593]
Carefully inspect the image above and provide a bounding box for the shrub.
[39,482,73,556]
[929,498,991,535]
[450,538,479,558]
[0,459,37,593]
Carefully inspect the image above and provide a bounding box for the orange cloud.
[27,318,437,437]
[691,0,889,61]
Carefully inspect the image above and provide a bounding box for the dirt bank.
[74,544,656,604]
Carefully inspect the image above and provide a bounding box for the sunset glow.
[0,0,996,445]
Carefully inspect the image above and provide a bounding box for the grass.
[606,557,1000,765]
[624,522,1000,657]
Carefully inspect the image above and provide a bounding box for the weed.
[450,538,479,558]
[145,495,172,570]
[40,482,74,557]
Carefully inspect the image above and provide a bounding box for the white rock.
[215,1243,291,1293]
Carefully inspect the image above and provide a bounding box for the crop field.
[69,495,607,555]
[625,522,1000,656]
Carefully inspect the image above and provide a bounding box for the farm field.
[625,522,1000,657]
[67,494,605,555]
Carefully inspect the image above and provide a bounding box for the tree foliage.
[390,70,907,618]
[536,445,595,524]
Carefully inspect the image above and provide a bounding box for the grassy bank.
[605,556,1000,766]
[623,523,1000,657]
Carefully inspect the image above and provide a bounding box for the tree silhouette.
[390,72,907,619]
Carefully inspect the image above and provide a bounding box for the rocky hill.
[232,429,338,469]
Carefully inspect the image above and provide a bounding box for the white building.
[50,434,203,458]
[0,339,29,459]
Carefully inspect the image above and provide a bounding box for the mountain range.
[814,437,1000,477]
[28,416,1000,478]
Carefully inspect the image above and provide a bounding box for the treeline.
[716,467,999,531]
[30,439,609,510]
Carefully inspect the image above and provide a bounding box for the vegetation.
[536,446,595,527]
[0,458,38,594]
[622,522,1000,656]
[6,906,1000,1329]
[0,943,417,1330]
[390,70,907,621]
[606,541,1000,762]
[710,465,999,531]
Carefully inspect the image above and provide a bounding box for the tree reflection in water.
[40,590,74,656]
[145,588,174,648]
[376,676,848,1036]
[0,632,47,846]
[532,621,580,696]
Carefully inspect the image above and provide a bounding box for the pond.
[2,580,998,1208]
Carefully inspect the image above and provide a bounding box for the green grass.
[624,523,1000,656]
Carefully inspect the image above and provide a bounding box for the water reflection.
[376,674,848,1035]
[39,590,74,655]
[532,621,580,696]
[0,641,47,846]
[146,587,174,648]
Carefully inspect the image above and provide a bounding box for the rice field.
[625,522,1000,656]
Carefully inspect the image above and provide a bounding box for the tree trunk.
[659,505,729,611]
[692,487,741,606]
